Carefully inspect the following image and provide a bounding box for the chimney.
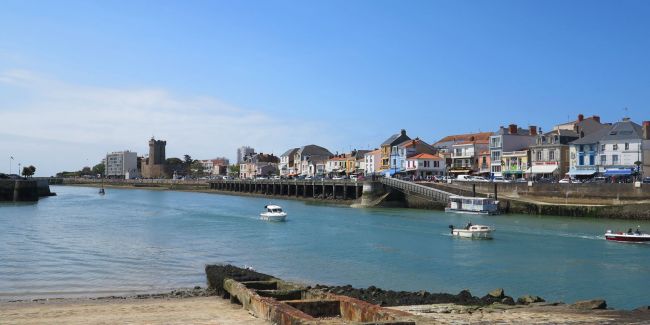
[508,124,517,134]
[529,125,537,136]
[643,121,650,140]
[578,114,584,122]
[593,115,601,123]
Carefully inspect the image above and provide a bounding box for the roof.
[280,148,299,157]
[296,144,333,157]
[365,149,381,155]
[381,130,411,146]
[478,150,490,155]
[569,125,612,145]
[408,153,442,160]
[328,157,347,161]
[433,132,493,145]
[600,119,643,141]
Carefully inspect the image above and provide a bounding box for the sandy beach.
[0,296,266,325]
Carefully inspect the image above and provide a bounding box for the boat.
[99,178,105,195]
[445,196,499,215]
[260,205,287,222]
[605,228,650,243]
[449,223,494,239]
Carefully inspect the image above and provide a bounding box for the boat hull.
[445,208,497,215]
[452,229,493,239]
[260,213,287,222]
[605,234,650,243]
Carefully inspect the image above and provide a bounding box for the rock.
[488,288,505,299]
[570,299,607,310]
[634,305,650,312]
[501,297,515,305]
[517,295,545,305]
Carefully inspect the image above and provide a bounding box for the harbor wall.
[0,180,40,202]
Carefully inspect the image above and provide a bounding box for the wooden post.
[493,183,498,200]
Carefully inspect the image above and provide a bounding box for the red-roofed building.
[406,153,446,178]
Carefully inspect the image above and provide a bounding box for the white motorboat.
[449,223,494,239]
[445,196,499,215]
[260,205,287,222]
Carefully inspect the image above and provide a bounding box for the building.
[379,129,411,174]
[529,114,608,179]
[141,138,166,178]
[239,152,279,179]
[568,127,610,178]
[432,132,492,171]
[489,124,537,178]
[325,150,370,176]
[236,146,255,165]
[106,150,138,179]
[501,150,529,180]
[364,149,382,176]
[279,148,299,177]
[478,150,491,176]
[450,140,488,176]
[392,138,437,175]
[293,145,333,177]
[326,156,347,175]
[198,157,229,176]
[595,118,644,177]
[644,121,650,178]
[406,153,445,179]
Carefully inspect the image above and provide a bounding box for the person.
[628,228,634,235]
[466,221,473,230]
[635,228,642,235]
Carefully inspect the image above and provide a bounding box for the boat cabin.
[448,196,498,214]
[264,205,283,213]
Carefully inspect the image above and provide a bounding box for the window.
[434,161,439,168]
[580,145,584,152]
[579,155,584,166]
[601,155,606,165]
[549,151,555,161]
[613,144,618,151]
[424,161,430,168]
[537,151,542,161]
[612,155,619,165]
[625,143,629,150]
[601,144,605,151]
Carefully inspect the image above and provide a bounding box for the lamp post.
[18,163,21,177]
[9,156,14,174]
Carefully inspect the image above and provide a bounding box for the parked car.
[455,175,473,181]
[332,175,347,180]
[514,178,528,183]
[472,176,490,182]
[643,177,650,184]
[492,176,512,183]
[350,175,358,181]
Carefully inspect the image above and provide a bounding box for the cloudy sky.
[2,1,650,176]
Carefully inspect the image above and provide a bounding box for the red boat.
[605,229,650,243]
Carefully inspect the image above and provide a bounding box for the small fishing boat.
[445,196,499,215]
[260,205,287,222]
[605,228,650,243]
[449,223,494,239]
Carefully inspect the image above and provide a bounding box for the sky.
[2,0,650,176]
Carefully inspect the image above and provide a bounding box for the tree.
[22,165,36,178]
[80,166,92,176]
[190,160,205,178]
[183,155,194,176]
[92,163,105,176]
[164,158,184,178]
[228,164,240,177]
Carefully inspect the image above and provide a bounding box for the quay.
[209,179,364,201]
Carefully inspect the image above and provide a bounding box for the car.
[586,176,606,183]
[471,176,490,182]
[349,175,358,180]
[643,177,650,184]
[455,175,473,181]
[558,178,571,184]
[332,175,347,180]
[492,176,512,183]
[515,178,528,183]
[271,176,281,180]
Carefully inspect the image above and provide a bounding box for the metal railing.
[380,178,452,203]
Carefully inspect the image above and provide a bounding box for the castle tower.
[142,137,167,178]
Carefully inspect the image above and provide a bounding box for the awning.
[525,165,559,174]
[567,168,596,176]
[449,169,470,174]
[604,168,633,176]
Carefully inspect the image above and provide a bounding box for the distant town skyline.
[2,1,650,176]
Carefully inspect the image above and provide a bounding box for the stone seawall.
[0,179,40,202]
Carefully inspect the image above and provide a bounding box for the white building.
[236,146,255,164]
[279,148,299,177]
[364,149,381,175]
[489,124,537,178]
[406,153,445,178]
[106,151,138,179]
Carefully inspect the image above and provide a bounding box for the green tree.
[80,166,92,176]
[228,164,240,177]
[190,160,205,178]
[183,155,193,176]
[22,165,36,178]
[164,157,184,178]
[92,163,105,176]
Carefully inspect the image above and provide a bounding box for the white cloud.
[0,69,344,176]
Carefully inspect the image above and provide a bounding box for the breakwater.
[209,179,364,201]
[0,179,54,202]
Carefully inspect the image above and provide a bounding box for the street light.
[9,156,14,174]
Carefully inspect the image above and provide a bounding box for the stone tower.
[142,137,166,178]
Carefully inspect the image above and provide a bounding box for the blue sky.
[2,1,650,176]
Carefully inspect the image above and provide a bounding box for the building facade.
[364,149,382,176]
[293,145,333,177]
[406,153,445,178]
[106,150,138,179]
[489,124,537,178]
[279,148,299,177]
[141,138,166,178]
[236,146,255,165]
[379,129,411,174]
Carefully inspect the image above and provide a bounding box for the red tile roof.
[408,153,442,160]
[434,132,493,144]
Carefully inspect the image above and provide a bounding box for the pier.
[208,179,364,200]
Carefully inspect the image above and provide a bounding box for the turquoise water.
[1,186,649,309]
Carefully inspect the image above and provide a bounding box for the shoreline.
[2,285,649,324]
